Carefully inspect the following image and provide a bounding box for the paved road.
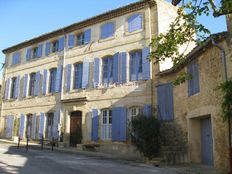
[0,142,181,174]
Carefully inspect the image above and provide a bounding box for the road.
[0,142,219,174]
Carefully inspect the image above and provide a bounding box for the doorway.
[70,111,82,147]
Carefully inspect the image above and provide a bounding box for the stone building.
[1,0,186,158]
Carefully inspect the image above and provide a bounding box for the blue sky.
[0,0,227,76]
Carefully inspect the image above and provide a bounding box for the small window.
[73,63,83,89]
[128,14,142,33]
[29,73,36,96]
[10,77,17,99]
[52,40,59,53]
[76,33,85,46]
[32,47,38,59]
[101,22,114,39]
[12,52,20,65]
[49,68,57,93]
[102,56,113,84]
[130,50,143,81]
[101,109,112,141]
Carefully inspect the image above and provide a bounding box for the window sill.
[124,29,143,37]
[188,91,200,98]
[10,63,20,68]
[98,36,115,43]
[69,88,84,93]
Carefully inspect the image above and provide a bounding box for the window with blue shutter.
[42,69,47,95]
[32,114,37,139]
[77,33,85,46]
[29,73,36,96]
[32,47,38,59]
[84,29,91,44]
[82,59,89,88]
[10,77,16,99]
[102,56,113,85]
[93,58,100,88]
[101,22,114,39]
[23,74,28,97]
[4,79,10,100]
[142,47,150,80]
[37,44,43,58]
[34,71,40,96]
[120,52,127,84]
[92,109,99,141]
[130,50,142,81]
[128,14,142,32]
[53,111,60,138]
[188,60,200,96]
[26,48,31,61]
[49,68,57,93]
[19,114,25,139]
[45,42,50,56]
[52,40,59,53]
[113,53,119,83]
[74,63,83,89]
[55,65,63,92]
[15,75,20,99]
[68,34,75,49]
[157,83,174,121]
[66,64,72,92]
[39,113,45,139]
[12,52,20,65]
[143,104,152,117]
[58,37,64,51]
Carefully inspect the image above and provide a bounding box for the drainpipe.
[211,37,231,173]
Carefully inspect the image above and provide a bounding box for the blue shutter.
[14,75,20,99]
[34,71,40,96]
[84,29,91,44]
[119,107,127,141]
[66,64,72,91]
[45,42,50,56]
[187,63,193,96]
[91,109,98,141]
[58,37,65,51]
[128,14,142,32]
[187,61,200,96]
[37,44,43,58]
[142,47,150,80]
[120,52,127,84]
[82,59,89,88]
[143,104,152,117]
[26,48,31,61]
[19,114,25,139]
[42,69,47,95]
[193,62,200,94]
[53,111,60,138]
[4,79,10,100]
[12,52,20,65]
[112,107,119,141]
[68,34,75,49]
[32,114,37,139]
[93,58,100,88]
[55,65,63,92]
[113,53,119,83]
[157,83,174,120]
[39,113,45,139]
[77,64,83,88]
[101,23,114,39]
[23,74,28,97]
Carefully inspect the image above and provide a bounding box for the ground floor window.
[26,114,33,138]
[101,109,112,141]
[46,113,54,139]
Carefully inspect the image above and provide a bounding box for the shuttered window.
[102,56,113,85]
[77,33,85,46]
[188,60,200,96]
[46,113,54,139]
[10,77,17,99]
[73,63,83,89]
[29,73,36,96]
[101,22,114,39]
[26,114,33,138]
[12,52,20,65]
[91,109,99,141]
[130,50,142,81]
[52,40,59,53]
[128,14,142,32]
[101,109,112,141]
[49,68,57,93]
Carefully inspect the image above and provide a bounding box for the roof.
[159,31,228,76]
[2,0,156,54]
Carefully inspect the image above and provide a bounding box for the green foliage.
[217,80,232,121]
[130,115,161,160]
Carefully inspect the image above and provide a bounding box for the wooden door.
[70,111,82,147]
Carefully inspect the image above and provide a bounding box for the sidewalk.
[0,138,226,174]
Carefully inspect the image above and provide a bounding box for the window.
[73,63,83,89]
[52,40,59,53]
[101,22,114,39]
[46,113,54,139]
[29,73,36,96]
[32,47,38,59]
[77,33,85,46]
[130,50,143,81]
[12,52,20,65]
[10,77,17,99]
[102,56,113,84]
[49,68,57,93]
[101,109,112,141]
[128,14,142,33]
[26,114,33,138]
[128,106,142,123]
[188,60,200,96]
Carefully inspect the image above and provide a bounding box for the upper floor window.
[77,33,85,46]
[100,22,114,39]
[32,47,38,59]
[130,50,142,81]
[49,68,57,93]
[12,52,20,65]
[101,109,112,141]
[128,14,143,33]
[73,63,83,89]
[29,73,36,96]
[52,40,59,53]
[187,60,200,96]
[102,56,113,84]
[10,77,17,99]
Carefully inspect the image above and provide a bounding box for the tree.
[149,0,232,84]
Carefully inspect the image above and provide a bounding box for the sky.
[0,0,227,76]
